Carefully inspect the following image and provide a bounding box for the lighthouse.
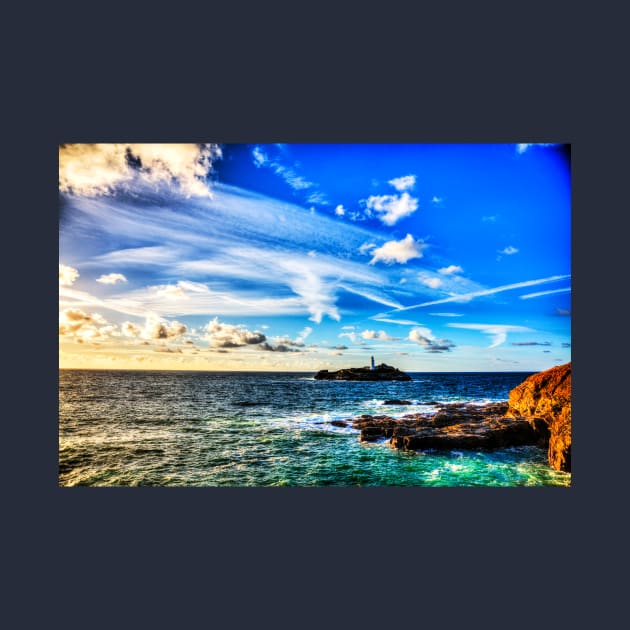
[371,355,375,370]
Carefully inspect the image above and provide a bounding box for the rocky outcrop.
[350,402,548,451]
[506,362,571,472]
[314,363,411,381]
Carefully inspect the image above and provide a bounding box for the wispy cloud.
[385,274,571,312]
[251,145,329,203]
[428,312,463,317]
[369,234,426,265]
[447,323,534,348]
[371,317,424,326]
[499,245,519,255]
[511,341,551,346]
[519,287,571,299]
[338,285,403,309]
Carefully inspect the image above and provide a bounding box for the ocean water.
[59,370,571,487]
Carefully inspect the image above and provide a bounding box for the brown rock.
[506,362,571,472]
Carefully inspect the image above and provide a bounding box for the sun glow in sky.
[59,143,571,372]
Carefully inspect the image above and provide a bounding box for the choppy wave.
[59,370,570,487]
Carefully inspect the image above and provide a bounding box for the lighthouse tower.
[371,355,375,370]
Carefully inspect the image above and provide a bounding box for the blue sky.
[59,143,571,371]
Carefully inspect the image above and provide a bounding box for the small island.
[314,356,412,381]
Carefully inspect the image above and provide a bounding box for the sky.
[59,143,571,372]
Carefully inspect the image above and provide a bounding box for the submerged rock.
[314,363,411,381]
[506,362,571,472]
[383,399,413,405]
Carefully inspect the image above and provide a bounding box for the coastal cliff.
[506,362,571,472]
[315,363,412,381]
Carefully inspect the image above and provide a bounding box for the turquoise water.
[58,370,571,487]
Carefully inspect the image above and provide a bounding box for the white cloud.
[431,196,443,205]
[335,204,345,216]
[519,287,571,300]
[428,312,463,317]
[421,276,443,289]
[364,192,418,226]
[388,274,571,312]
[388,174,416,192]
[369,234,425,265]
[447,323,534,348]
[59,143,221,197]
[499,246,519,255]
[59,264,79,286]
[205,317,266,348]
[96,273,127,285]
[438,265,463,275]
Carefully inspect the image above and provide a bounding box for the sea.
[59,370,571,487]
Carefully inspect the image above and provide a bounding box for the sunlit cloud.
[121,322,141,337]
[204,317,266,348]
[59,264,79,286]
[59,143,221,197]
[143,317,187,340]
